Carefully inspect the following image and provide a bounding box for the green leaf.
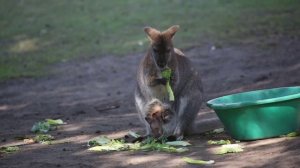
[161,68,175,101]
[166,141,191,146]
[175,148,189,153]
[46,119,64,125]
[213,128,224,134]
[161,68,172,79]
[87,135,189,153]
[31,119,65,133]
[166,82,175,101]
[87,136,111,147]
[215,144,244,155]
[34,134,54,144]
[286,132,299,137]
[31,121,51,133]
[207,140,231,145]
[88,146,120,152]
[205,128,225,135]
[183,157,215,165]
[0,146,20,154]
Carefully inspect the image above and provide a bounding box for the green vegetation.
[33,134,55,144]
[31,119,65,133]
[0,0,299,80]
[216,144,244,155]
[183,157,215,165]
[0,146,20,154]
[161,68,174,101]
[88,136,189,153]
[207,139,231,145]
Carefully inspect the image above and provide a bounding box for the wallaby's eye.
[153,48,158,53]
[145,116,151,123]
[166,48,171,53]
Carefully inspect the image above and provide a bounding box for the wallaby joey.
[144,99,173,138]
[135,25,203,139]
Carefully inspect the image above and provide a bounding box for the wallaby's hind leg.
[173,92,202,139]
[135,89,152,136]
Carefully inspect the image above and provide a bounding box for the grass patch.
[0,0,300,80]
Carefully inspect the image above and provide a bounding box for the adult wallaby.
[135,25,203,139]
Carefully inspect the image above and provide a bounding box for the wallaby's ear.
[164,25,180,39]
[144,26,160,42]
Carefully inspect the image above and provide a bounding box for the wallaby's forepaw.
[149,78,167,86]
[156,78,167,85]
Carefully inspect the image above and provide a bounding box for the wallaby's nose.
[152,128,163,138]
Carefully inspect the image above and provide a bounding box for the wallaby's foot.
[176,135,184,141]
[166,135,177,141]
[131,136,146,143]
[174,125,184,140]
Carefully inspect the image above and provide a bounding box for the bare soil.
[1,36,300,168]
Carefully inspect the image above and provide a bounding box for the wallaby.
[134,25,203,139]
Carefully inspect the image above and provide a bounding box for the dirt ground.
[0,36,300,168]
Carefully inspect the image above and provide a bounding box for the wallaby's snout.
[154,52,169,69]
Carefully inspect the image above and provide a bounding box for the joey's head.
[144,25,179,69]
[145,103,173,138]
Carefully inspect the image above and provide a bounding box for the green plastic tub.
[207,86,300,140]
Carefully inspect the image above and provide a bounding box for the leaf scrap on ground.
[208,139,231,145]
[280,132,299,137]
[0,146,20,154]
[33,134,55,144]
[140,138,189,153]
[87,136,111,147]
[183,157,215,165]
[46,119,65,125]
[31,119,65,133]
[205,128,225,135]
[31,121,51,133]
[286,132,299,137]
[215,144,244,155]
[213,128,225,133]
[87,135,189,153]
[166,141,191,146]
